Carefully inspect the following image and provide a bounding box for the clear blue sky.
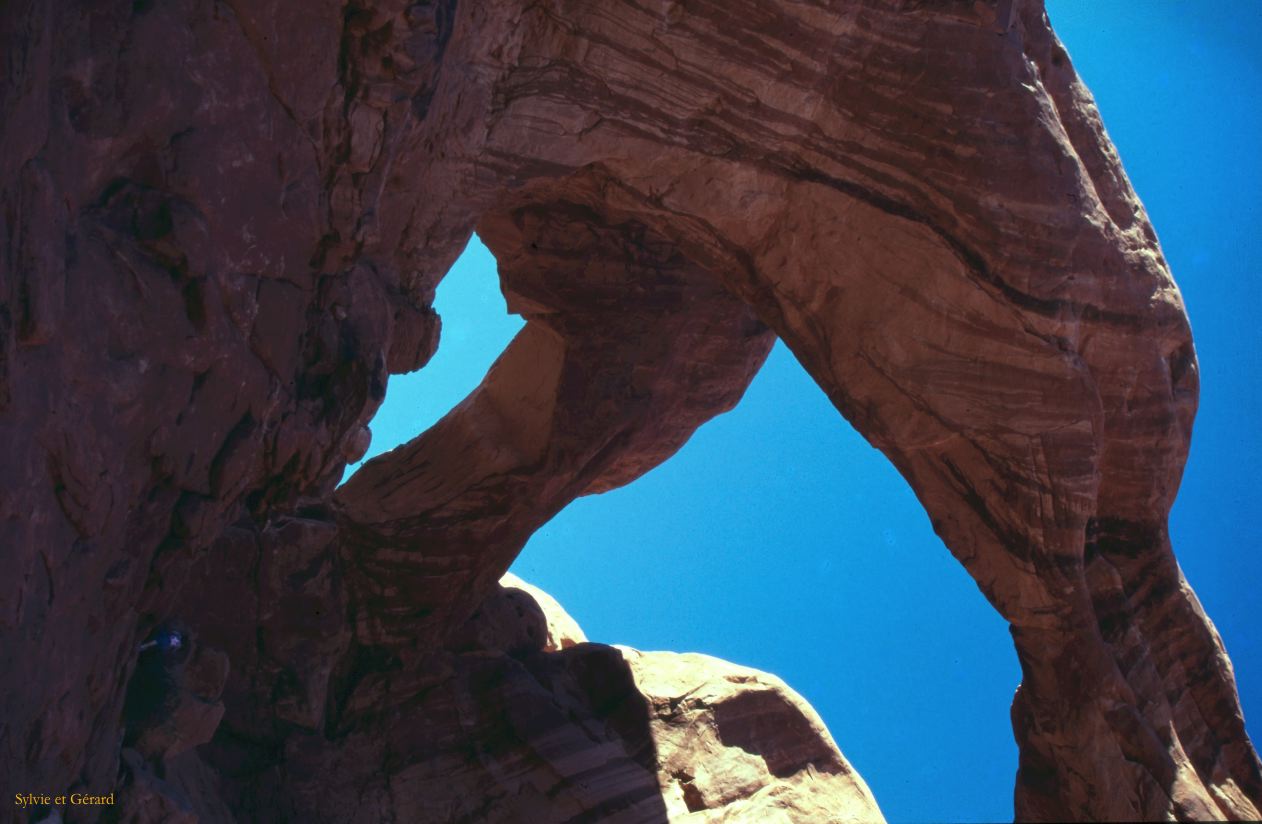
[345,5,1261,821]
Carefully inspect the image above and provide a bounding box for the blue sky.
[345,5,1260,821]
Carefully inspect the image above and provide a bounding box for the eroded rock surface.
[623,647,881,824]
[2,0,1259,821]
[179,572,885,823]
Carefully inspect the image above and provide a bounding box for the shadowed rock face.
[0,0,1258,821]
[173,567,884,823]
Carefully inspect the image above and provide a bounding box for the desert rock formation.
[172,569,886,822]
[1,0,1259,821]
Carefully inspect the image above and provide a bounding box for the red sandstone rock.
[622,647,882,823]
[183,572,885,823]
[1,0,1259,821]
[495,572,589,651]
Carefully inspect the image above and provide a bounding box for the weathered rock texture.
[1,0,1259,821]
[176,569,884,823]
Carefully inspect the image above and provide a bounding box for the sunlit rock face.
[1,0,1259,821]
[173,571,885,823]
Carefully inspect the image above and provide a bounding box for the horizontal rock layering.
[1,0,1259,821]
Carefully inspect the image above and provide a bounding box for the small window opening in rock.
[339,234,524,484]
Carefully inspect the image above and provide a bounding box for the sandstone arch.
[1,0,1258,820]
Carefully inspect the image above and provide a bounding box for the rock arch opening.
[339,236,523,484]
[350,222,1023,821]
[4,0,1259,821]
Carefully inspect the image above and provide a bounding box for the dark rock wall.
[1,0,439,810]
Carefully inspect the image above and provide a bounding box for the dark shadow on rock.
[712,686,843,780]
[122,625,228,763]
[166,528,669,823]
